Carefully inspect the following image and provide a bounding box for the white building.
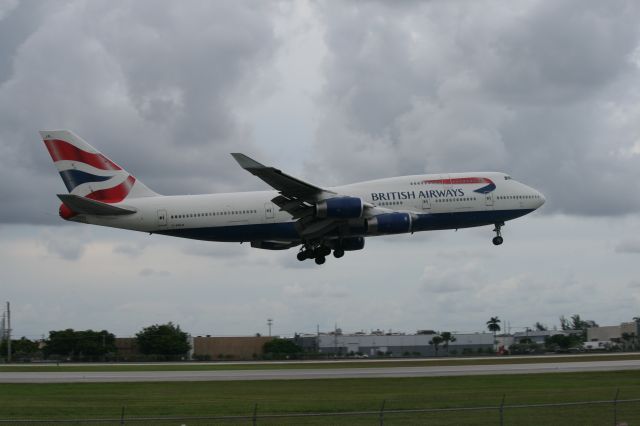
[316,332,494,357]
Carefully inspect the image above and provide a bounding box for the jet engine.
[366,212,413,235]
[316,197,364,219]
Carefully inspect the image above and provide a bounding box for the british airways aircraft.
[42,130,545,265]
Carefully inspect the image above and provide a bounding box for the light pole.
[6,302,10,363]
[267,318,273,337]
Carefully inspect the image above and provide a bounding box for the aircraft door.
[264,202,275,219]
[157,209,167,226]
[422,198,431,211]
[485,193,494,207]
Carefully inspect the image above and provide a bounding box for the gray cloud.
[40,229,87,260]
[282,282,350,299]
[1,2,640,340]
[616,239,640,254]
[421,262,485,294]
[310,1,640,215]
[112,241,150,257]
[0,0,282,224]
[181,241,247,259]
[5,1,640,226]
[139,268,171,278]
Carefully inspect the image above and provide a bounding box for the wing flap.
[271,194,314,219]
[57,194,137,216]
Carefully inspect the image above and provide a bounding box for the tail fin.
[40,130,158,203]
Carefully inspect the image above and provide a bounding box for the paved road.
[23,352,637,367]
[2,359,640,383]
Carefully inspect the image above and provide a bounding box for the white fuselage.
[70,172,544,244]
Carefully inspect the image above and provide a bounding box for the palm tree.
[627,332,639,351]
[486,317,501,349]
[534,322,547,331]
[440,332,456,356]
[621,332,633,351]
[429,335,444,357]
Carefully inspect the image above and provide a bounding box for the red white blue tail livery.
[42,130,545,265]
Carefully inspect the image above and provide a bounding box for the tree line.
[1,322,190,362]
[486,315,640,354]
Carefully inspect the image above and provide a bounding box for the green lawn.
[1,371,639,425]
[0,353,639,372]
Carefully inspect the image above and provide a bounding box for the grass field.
[1,371,640,425]
[1,353,639,372]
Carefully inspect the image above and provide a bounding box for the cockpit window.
[504,176,512,180]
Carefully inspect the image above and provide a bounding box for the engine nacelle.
[366,212,413,235]
[316,197,364,219]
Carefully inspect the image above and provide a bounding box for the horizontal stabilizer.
[57,194,137,216]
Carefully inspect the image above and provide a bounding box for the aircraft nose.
[536,191,546,208]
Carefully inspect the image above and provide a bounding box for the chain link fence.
[0,394,639,425]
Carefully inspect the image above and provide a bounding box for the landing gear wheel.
[492,222,504,246]
[315,256,326,265]
[297,251,307,261]
[320,246,331,257]
[333,249,345,258]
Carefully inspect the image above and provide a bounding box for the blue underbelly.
[156,222,299,242]
[155,209,534,242]
[413,209,534,231]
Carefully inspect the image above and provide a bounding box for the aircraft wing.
[231,153,335,201]
[231,153,346,237]
[231,153,396,241]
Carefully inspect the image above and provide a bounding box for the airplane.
[41,130,545,265]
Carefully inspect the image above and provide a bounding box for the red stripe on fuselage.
[44,139,121,171]
[424,177,491,185]
[86,175,135,203]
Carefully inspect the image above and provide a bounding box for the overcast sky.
[1,0,639,339]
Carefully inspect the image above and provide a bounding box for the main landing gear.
[492,222,504,246]
[297,244,344,265]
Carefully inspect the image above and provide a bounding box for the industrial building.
[114,336,274,360]
[297,332,494,357]
[192,336,274,360]
[587,322,640,342]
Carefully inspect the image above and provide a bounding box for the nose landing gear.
[492,222,504,245]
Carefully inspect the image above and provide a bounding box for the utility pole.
[6,302,10,363]
[267,318,273,337]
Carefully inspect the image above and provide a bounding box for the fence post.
[379,399,386,426]
[499,394,506,426]
[613,388,620,426]
[252,403,258,426]
[120,406,125,425]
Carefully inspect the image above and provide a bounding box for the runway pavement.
[2,359,640,383]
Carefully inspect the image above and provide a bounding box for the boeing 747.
[42,130,545,265]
